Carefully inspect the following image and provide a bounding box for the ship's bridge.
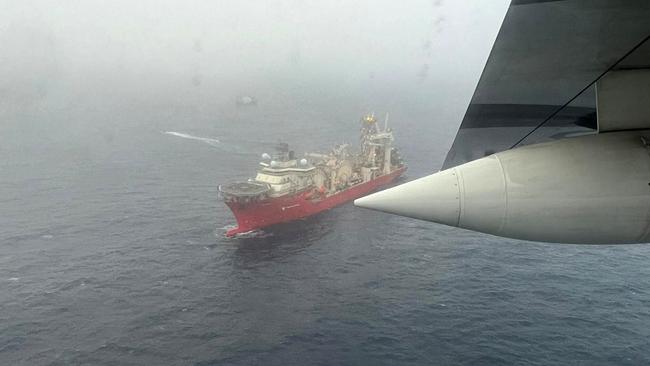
[255,160,316,196]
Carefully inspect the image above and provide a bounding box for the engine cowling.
[355,130,650,244]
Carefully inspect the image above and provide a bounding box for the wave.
[164,131,221,147]
[215,225,273,239]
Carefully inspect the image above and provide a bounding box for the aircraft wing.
[356,0,650,244]
[442,0,650,169]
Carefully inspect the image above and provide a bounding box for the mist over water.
[1,0,500,159]
[4,1,650,365]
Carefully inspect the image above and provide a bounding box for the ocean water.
[3,96,650,366]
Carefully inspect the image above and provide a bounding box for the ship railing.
[267,184,315,198]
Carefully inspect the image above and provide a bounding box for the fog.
[2,3,509,361]
[1,0,508,168]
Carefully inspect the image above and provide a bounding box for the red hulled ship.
[219,114,406,236]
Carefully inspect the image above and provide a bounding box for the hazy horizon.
[1,0,509,162]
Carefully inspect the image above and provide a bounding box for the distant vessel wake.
[164,131,221,147]
[164,130,269,155]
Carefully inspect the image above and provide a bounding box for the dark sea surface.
[3,92,650,365]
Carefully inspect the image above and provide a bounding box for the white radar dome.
[300,158,308,166]
[261,153,271,160]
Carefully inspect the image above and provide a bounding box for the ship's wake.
[164,131,221,147]
[163,130,289,156]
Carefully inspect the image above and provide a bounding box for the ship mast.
[384,112,389,132]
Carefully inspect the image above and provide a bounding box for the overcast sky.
[2,0,508,90]
[0,0,509,153]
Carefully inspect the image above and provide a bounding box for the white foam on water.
[232,229,273,239]
[164,131,221,147]
[215,225,273,239]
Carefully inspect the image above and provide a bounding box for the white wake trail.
[164,131,221,146]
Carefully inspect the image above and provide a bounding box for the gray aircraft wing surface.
[442,0,650,169]
[356,0,650,244]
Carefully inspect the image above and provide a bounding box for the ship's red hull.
[224,166,406,236]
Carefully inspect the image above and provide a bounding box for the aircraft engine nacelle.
[355,130,650,244]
